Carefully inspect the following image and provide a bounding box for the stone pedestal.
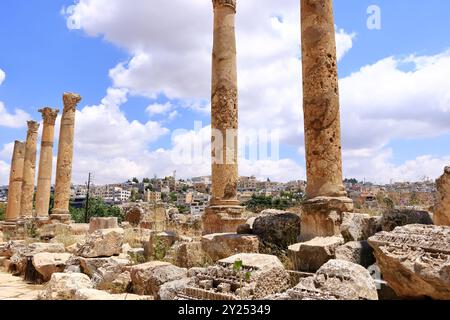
[35,108,59,219]
[300,0,353,240]
[51,93,81,221]
[5,141,26,224]
[202,205,246,235]
[203,0,244,234]
[301,197,353,241]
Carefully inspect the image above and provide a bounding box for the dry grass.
[53,228,79,248]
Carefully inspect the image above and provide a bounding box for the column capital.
[62,92,82,113]
[212,0,236,12]
[39,107,60,125]
[27,120,40,133]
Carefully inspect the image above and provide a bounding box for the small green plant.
[233,259,251,300]
[25,222,39,239]
[152,236,169,261]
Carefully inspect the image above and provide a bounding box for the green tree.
[132,177,139,184]
[169,192,178,203]
[143,178,150,183]
[70,197,123,223]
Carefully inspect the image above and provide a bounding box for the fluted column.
[203,0,245,234]
[300,0,353,240]
[51,92,81,221]
[35,108,59,219]
[19,121,40,219]
[5,141,25,222]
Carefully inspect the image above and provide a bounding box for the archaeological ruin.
[0,0,449,302]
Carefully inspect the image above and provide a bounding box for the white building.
[95,186,131,204]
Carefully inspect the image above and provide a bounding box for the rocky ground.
[0,204,448,300]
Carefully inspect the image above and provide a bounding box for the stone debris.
[252,209,301,248]
[288,236,344,272]
[77,228,124,258]
[38,272,93,300]
[89,217,119,233]
[381,208,433,232]
[201,233,259,262]
[130,261,187,298]
[176,253,290,300]
[340,212,380,242]
[435,166,450,226]
[368,224,450,299]
[335,241,375,268]
[32,252,73,282]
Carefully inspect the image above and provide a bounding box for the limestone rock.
[218,253,285,271]
[335,241,375,268]
[89,217,119,233]
[175,241,206,268]
[32,252,73,282]
[252,210,300,248]
[340,212,381,242]
[237,217,256,235]
[110,271,132,294]
[201,233,259,262]
[315,260,378,300]
[435,166,450,226]
[288,236,344,272]
[130,261,187,297]
[77,228,124,258]
[368,224,450,299]
[79,256,131,291]
[38,273,93,300]
[158,277,194,300]
[68,223,89,235]
[381,208,433,232]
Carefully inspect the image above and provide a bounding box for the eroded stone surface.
[335,241,375,268]
[435,166,450,226]
[368,224,450,299]
[340,212,380,242]
[38,272,93,300]
[5,141,25,222]
[252,210,301,248]
[288,236,344,272]
[381,209,433,232]
[201,233,259,262]
[32,252,73,282]
[89,217,119,233]
[77,228,124,258]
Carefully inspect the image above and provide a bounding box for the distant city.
[0,175,438,215]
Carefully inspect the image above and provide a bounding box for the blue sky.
[0,0,449,185]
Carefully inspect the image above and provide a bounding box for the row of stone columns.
[4,93,81,227]
[204,0,353,240]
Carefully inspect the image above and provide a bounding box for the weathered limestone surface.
[38,272,93,300]
[20,121,40,218]
[435,166,450,226]
[32,252,73,282]
[204,0,245,234]
[368,224,450,299]
[52,93,81,221]
[5,141,26,222]
[130,261,187,297]
[288,236,344,272]
[77,228,124,258]
[381,208,433,231]
[177,253,290,300]
[340,212,381,242]
[201,233,259,262]
[300,0,353,241]
[89,217,119,233]
[252,209,301,248]
[35,108,59,218]
[335,241,375,268]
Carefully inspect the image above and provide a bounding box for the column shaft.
[52,93,81,220]
[20,121,40,218]
[35,108,59,218]
[5,141,25,222]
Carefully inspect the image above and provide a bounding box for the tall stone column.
[434,166,450,226]
[300,0,353,241]
[51,92,81,222]
[202,0,245,235]
[19,121,40,219]
[5,141,26,225]
[35,108,59,219]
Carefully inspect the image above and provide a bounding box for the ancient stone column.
[19,121,40,219]
[35,108,59,219]
[300,0,353,240]
[51,93,81,222]
[434,166,450,226]
[5,141,26,224]
[202,0,246,234]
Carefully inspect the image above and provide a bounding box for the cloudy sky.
[0,0,449,185]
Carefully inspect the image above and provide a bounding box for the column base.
[50,209,72,224]
[1,221,24,240]
[300,196,354,241]
[202,205,246,235]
